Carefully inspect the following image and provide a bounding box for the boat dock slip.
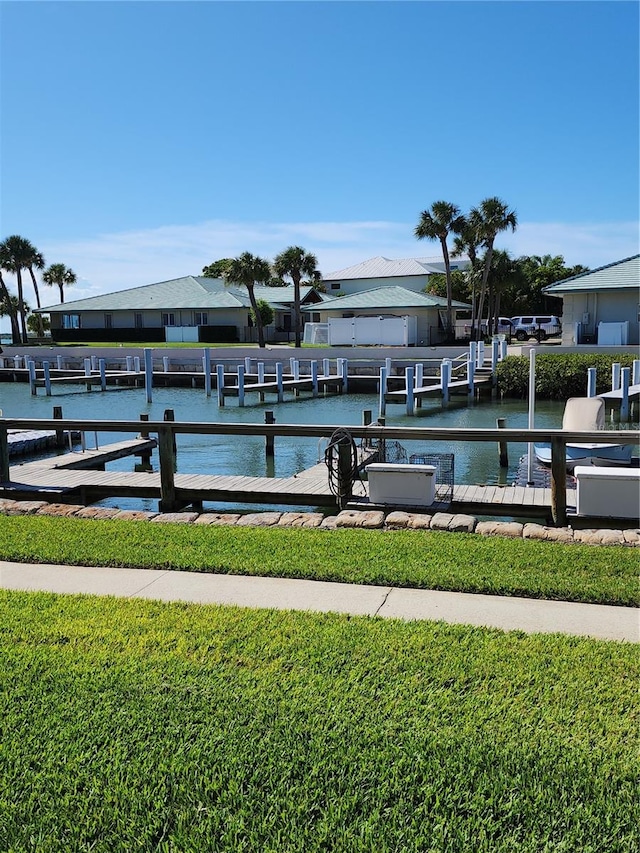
[2,416,636,523]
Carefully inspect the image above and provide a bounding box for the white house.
[322,255,471,296]
[543,255,640,346]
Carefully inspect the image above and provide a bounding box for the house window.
[104,313,112,329]
[162,313,175,326]
[62,314,80,330]
[194,312,208,326]
[312,312,321,323]
[134,313,144,329]
[331,282,341,290]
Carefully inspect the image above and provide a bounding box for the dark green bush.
[497,353,637,399]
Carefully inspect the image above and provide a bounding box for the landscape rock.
[319,515,339,529]
[37,503,85,517]
[476,520,524,538]
[278,512,324,528]
[6,500,49,515]
[194,513,241,525]
[622,529,640,545]
[335,510,385,529]
[151,512,200,524]
[523,524,574,543]
[429,512,455,531]
[447,514,477,533]
[74,506,121,520]
[111,510,157,521]
[0,499,18,512]
[236,512,282,527]
[574,528,625,546]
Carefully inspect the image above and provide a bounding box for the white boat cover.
[562,397,605,431]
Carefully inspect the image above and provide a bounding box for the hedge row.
[496,353,638,399]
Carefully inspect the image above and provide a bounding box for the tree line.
[0,235,76,345]
[415,197,588,341]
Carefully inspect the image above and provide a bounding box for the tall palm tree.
[25,247,45,335]
[0,271,21,344]
[452,219,484,339]
[272,246,320,347]
[43,262,77,304]
[414,202,466,341]
[0,234,38,343]
[469,198,517,336]
[223,252,272,348]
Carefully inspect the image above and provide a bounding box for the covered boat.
[534,397,633,469]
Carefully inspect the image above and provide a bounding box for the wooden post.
[265,411,275,459]
[311,360,318,397]
[620,367,630,421]
[497,417,508,467]
[441,359,451,404]
[467,349,476,393]
[405,366,415,417]
[158,425,177,511]
[337,438,353,509]
[587,367,597,397]
[139,412,149,438]
[216,364,225,406]
[362,409,372,427]
[491,338,500,384]
[611,362,621,392]
[126,356,133,372]
[258,362,265,402]
[245,356,252,374]
[43,361,52,395]
[237,365,245,407]
[338,358,348,393]
[633,359,640,387]
[276,362,284,402]
[144,348,153,403]
[378,366,387,418]
[203,349,212,397]
[84,358,92,392]
[163,356,170,373]
[53,405,64,447]
[99,358,107,391]
[28,360,37,395]
[163,409,177,460]
[550,436,567,526]
[0,424,8,482]
[56,355,63,370]
[377,415,386,462]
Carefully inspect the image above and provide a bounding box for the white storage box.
[575,466,640,519]
[366,463,436,507]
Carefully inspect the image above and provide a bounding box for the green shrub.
[497,353,638,399]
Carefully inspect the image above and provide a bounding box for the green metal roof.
[544,255,640,294]
[302,286,471,312]
[39,277,317,313]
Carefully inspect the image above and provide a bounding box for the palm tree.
[0,273,21,344]
[414,202,466,341]
[272,246,320,347]
[452,219,484,339]
[469,198,517,337]
[0,234,38,343]
[43,262,77,304]
[223,252,272,348]
[25,247,45,336]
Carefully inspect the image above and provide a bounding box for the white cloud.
[1,217,637,332]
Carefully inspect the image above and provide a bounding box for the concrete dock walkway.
[1,560,637,642]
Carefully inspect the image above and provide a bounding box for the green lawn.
[1,590,637,852]
[0,515,638,606]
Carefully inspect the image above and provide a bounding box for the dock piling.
[43,361,52,395]
[99,359,107,391]
[144,349,153,403]
[216,364,225,406]
[405,366,415,416]
[620,367,630,421]
[611,362,621,392]
[203,349,212,397]
[53,406,64,447]
[238,365,246,407]
[378,366,387,418]
[441,359,451,404]
[497,417,508,467]
[265,410,275,459]
[28,360,37,395]
[587,367,597,397]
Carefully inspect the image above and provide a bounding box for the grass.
[0,515,638,606]
[0,590,637,852]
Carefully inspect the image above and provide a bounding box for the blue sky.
[1,0,638,322]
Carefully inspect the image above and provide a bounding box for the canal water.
[1,382,634,512]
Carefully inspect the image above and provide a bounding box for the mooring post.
[136,412,153,471]
[491,338,500,384]
[476,341,485,370]
[99,359,107,391]
[216,364,225,406]
[311,360,319,397]
[163,408,177,460]
[377,415,386,462]
[405,366,415,417]
[378,366,387,418]
[415,362,424,388]
[126,356,133,372]
[134,356,141,373]
[362,409,372,427]
[467,347,476,393]
[338,358,348,393]
[441,359,451,404]
[53,405,64,447]
[245,356,252,374]
[43,361,52,396]
[323,358,330,378]
[237,365,246,407]
[500,339,508,361]
[497,417,508,467]
[28,360,37,395]
[56,355,63,370]
[158,425,177,511]
[586,367,597,397]
[91,356,98,371]
[265,410,275,459]
[633,359,640,387]
[620,367,630,421]
[276,362,284,402]
[611,362,621,392]
[139,412,149,439]
[550,436,567,526]
[163,356,170,373]
[144,348,153,403]
[203,349,212,398]
[0,424,8,482]
[83,358,92,392]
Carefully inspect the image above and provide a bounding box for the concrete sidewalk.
[0,560,638,643]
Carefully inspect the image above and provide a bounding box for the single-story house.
[302,286,471,346]
[543,255,640,346]
[322,254,471,296]
[38,276,323,344]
